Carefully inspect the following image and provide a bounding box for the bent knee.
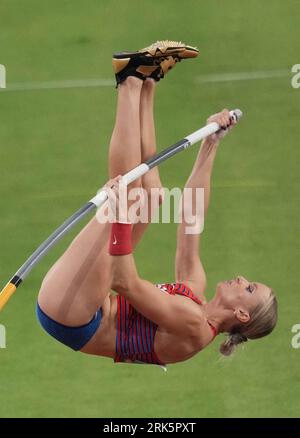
[142,175,164,206]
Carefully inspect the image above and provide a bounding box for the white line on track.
[0,69,290,92]
[213,181,276,188]
[195,69,290,84]
[0,78,114,92]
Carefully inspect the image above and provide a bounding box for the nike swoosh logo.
[113,235,117,245]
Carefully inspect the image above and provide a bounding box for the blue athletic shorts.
[36,303,102,351]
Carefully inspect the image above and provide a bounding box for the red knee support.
[109,222,132,256]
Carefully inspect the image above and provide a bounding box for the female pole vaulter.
[37,41,277,366]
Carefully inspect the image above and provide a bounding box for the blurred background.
[0,0,299,418]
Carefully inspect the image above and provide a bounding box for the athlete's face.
[216,276,271,319]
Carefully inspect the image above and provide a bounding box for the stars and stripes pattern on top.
[114,295,163,365]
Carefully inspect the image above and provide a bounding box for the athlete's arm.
[111,252,202,336]
[175,110,236,299]
[103,178,202,335]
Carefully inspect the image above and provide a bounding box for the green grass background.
[0,0,299,418]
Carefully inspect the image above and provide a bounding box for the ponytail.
[219,291,277,357]
[220,332,248,356]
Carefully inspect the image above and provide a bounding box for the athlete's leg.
[38,77,143,327]
[132,78,164,246]
[109,76,143,184]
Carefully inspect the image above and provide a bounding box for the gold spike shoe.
[112,40,199,86]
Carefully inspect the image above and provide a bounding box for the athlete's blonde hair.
[220,290,278,356]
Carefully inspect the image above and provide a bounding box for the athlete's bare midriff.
[81,293,117,357]
[82,292,212,364]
